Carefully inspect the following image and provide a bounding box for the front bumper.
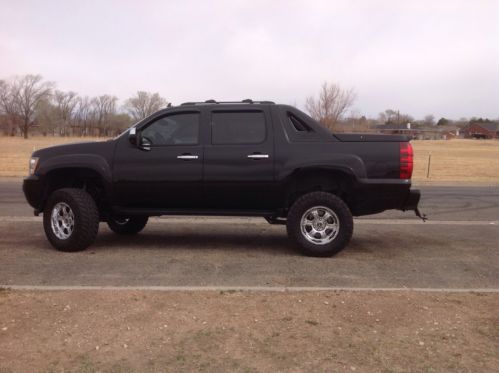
[23,175,44,212]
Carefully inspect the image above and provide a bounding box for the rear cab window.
[289,114,312,132]
[280,107,331,142]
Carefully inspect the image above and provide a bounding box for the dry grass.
[412,139,499,183]
[0,136,107,177]
[0,136,498,183]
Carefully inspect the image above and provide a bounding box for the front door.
[113,110,203,209]
[203,107,276,210]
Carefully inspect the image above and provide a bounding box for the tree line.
[304,82,491,132]
[0,74,494,138]
[0,75,167,138]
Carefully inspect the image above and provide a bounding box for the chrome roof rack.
[180,99,275,106]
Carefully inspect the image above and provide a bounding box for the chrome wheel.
[113,217,130,225]
[50,202,75,240]
[300,206,340,245]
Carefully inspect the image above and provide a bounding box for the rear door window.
[211,111,266,145]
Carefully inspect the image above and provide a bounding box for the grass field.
[0,136,106,178]
[0,136,498,183]
[412,139,499,184]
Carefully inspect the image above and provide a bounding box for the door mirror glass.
[140,136,152,148]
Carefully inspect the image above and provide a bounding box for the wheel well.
[43,168,107,212]
[285,169,355,210]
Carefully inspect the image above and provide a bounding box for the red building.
[462,123,499,139]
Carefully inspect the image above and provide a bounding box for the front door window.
[141,112,200,146]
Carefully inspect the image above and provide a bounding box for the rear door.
[203,106,277,209]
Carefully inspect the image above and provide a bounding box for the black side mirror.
[129,127,151,151]
[129,127,138,146]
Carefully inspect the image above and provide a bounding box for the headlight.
[29,157,39,176]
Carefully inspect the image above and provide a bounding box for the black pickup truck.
[23,100,422,256]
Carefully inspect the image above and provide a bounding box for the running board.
[111,207,279,218]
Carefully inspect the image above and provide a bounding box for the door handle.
[177,154,199,160]
[247,154,269,159]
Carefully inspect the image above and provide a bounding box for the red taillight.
[400,142,413,179]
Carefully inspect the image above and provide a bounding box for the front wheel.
[43,188,99,252]
[286,192,353,257]
[107,216,148,235]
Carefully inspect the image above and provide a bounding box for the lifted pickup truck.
[23,100,422,257]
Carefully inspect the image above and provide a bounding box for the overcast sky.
[1,0,498,119]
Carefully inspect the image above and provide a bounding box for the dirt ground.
[0,289,497,372]
[1,136,498,183]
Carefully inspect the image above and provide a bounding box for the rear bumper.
[349,179,421,216]
[401,189,421,211]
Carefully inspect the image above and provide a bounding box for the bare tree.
[0,80,9,114]
[378,109,398,124]
[305,82,356,130]
[108,113,133,136]
[124,91,167,121]
[74,96,93,136]
[344,110,370,133]
[0,79,19,135]
[423,114,435,127]
[53,90,79,136]
[91,95,118,136]
[9,75,53,138]
[378,109,413,126]
[36,98,58,136]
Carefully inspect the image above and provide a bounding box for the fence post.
[426,153,432,178]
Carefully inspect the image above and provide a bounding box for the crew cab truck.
[23,100,422,257]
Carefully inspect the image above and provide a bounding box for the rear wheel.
[43,188,99,252]
[107,216,148,235]
[287,191,353,257]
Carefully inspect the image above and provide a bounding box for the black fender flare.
[37,154,113,204]
[277,153,366,183]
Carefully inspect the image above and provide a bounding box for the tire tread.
[43,188,99,252]
[287,191,353,257]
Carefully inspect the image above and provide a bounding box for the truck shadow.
[90,227,402,258]
[93,229,299,256]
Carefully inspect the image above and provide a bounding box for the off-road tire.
[43,188,99,252]
[287,191,353,257]
[107,216,148,235]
